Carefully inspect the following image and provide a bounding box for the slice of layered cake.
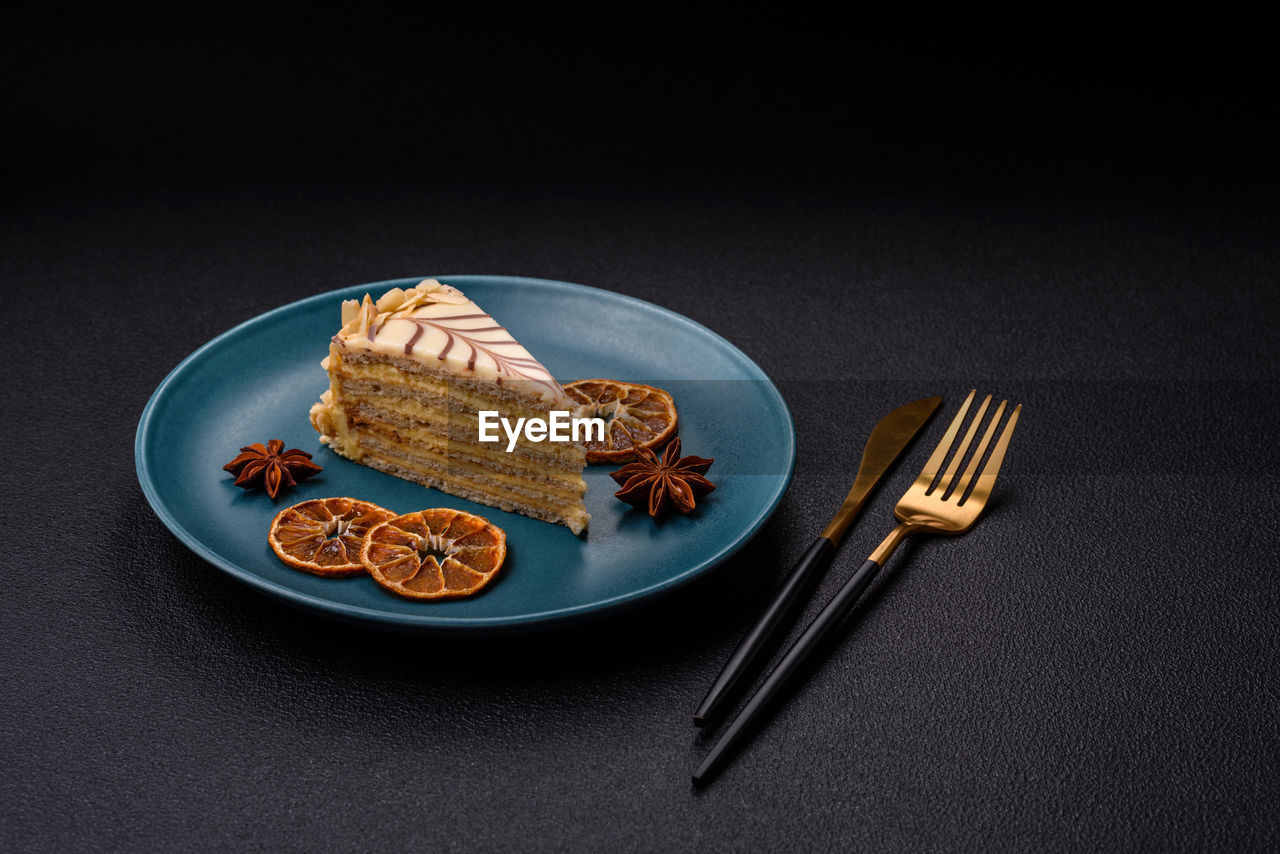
[309,279,589,533]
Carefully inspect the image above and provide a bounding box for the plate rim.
[135,274,796,633]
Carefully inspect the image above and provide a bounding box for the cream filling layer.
[357,436,586,508]
[347,412,584,479]
[349,424,587,499]
[342,396,586,467]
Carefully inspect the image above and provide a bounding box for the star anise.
[609,437,715,518]
[222,439,323,499]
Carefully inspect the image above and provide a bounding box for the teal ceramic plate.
[135,276,795,633]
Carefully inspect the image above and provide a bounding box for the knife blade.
[819,394,943,545]
[693,394,942,726]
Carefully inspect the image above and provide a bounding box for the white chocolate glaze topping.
[334,279,566,402]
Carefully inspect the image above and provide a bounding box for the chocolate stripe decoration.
[341,282,566,400]
[403,323,425,354]
[397,314,561,394]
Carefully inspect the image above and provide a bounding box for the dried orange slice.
[268,497,397,577]
[562,379,678,463]
[360,509,507,600]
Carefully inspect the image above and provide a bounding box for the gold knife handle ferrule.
[818,473,878,545]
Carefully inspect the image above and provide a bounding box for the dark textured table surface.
[4,20,1279,852]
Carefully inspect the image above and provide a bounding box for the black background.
[4,15,1279,852]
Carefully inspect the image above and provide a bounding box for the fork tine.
[964,403,1022,507]
[952,398,1007,499]
[914,389,975,489]
[935,394,991,496]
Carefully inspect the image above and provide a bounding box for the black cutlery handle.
[692,557,882,785]
[694,537,836,727]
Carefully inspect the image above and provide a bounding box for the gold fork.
[693,390,1022,785]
